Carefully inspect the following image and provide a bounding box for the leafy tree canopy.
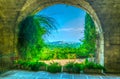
[17,15,56,60]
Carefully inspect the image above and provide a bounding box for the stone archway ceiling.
[17,0,97,24]
[0,0,120,73]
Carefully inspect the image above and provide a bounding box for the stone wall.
[89,0,120,73]
[0,0,120,73]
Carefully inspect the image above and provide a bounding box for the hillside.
[46,41,81,48]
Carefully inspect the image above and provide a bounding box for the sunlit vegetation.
[17,15,56,61]
[77,13,97,57]
[17,13,96,61]
[38,13,97,60]
[15,13,100,73]
[39,46,77,60]
[13,60,104,73]
[63,62,83,73]
[47,62,62,73]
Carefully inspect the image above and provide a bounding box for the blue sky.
[37,4,86,42]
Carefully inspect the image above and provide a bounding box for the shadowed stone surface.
[0,70,120,79]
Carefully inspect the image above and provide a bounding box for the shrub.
[64,62,74,73]
[14,60,47,71]
[64,62,83,73]
[14,60,30,69]
[47,62,61,73]
[30,62,47,71]
[85,62,105,70]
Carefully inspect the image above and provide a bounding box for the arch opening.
[16,1,104,66]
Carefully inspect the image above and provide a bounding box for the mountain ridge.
[46,41,81,48]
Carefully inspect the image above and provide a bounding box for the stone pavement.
[0,70,120,79]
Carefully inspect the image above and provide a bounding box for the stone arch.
[16,0,104,66]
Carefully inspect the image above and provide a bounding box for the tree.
[84,13,96,54]
[17,15,56,60]
[78,13,97,57]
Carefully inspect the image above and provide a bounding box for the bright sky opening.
[37,4,86,43]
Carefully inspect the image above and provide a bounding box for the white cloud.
[58,27,84,32]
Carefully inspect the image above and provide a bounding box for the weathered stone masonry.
[0,0,120,72]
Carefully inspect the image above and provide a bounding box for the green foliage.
[17,15,56,60]
[14,59,105,73]
[64,62,83,73]
[85,60,104,70]
[47,62,61,73]
[39,46,78,60]
[84,13,97,54]
[17,13,97,60]
[13,60,31,70]
[77,13,97,57]
[40,13,97,60]
[30,62,47,71]
[14,60,47,71]
[39,47,54,60]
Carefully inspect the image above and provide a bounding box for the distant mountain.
[46,41,81,48]
[48,41,65,45]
